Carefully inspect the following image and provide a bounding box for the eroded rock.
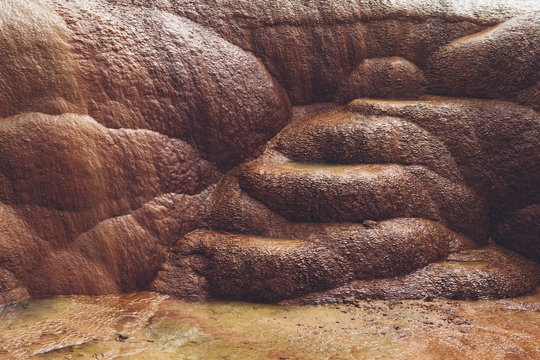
[154,98,540,302]
[107,0,539,104]
[336,57,426,102]
[0,0,539,304]
[426,14,540,109]
[0,0,289,300]
[0,112,219,297]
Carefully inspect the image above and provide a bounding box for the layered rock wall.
[105,0,540,105]
[0,0,290,303]
[0,0,538,304]
[153,99,540,302]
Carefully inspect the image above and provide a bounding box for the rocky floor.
[0,288,538,359]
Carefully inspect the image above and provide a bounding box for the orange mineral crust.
[0,0,539,305]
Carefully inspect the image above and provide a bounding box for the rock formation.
[0,0,289,304]
[0,0,539,305]
[153,98,540,302]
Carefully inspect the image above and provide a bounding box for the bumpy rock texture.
[154,98,540,302]
[0,0,290,304]
[1,0,539,304]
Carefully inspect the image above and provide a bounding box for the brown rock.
[0,112,219,297]
[154,98,540,302]
[336,57,426,103]
[152,219,460,302]
[0,269,29,306]
[0,0,84,117]
[109,0,536,104]
[1,0,292,171]
[1,0,539,304]
[496,204,540,262]
[0,0,290,301]
[426,14,540,109]
[362,220,378,229]
[56,0,292,170]
[286,246,540,304]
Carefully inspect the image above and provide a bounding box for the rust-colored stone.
[0,0,539,304]
[154,98,540,302]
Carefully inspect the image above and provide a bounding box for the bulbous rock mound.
[1,0,539,305]
[0,0,289,304]
[153,99,540,303]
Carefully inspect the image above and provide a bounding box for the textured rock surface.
[335,57,426,103]
[52,0,292,169]
[154,99,540,302]
[0,0,290,303]
[0,112,220,299]
[0,0,539,304]
[0,0,84,117]
[108,0,539,104]
[426,14,540,109]
[0,0,291,170]
[286,246,540,304]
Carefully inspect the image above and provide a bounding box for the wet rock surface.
[0,0,539,304]
[154,98,540,302]
[426,14,540,110]
[287,246,540,304]
[0,290,539,359]
[111,0,539,104]
[0,0,289,302]
[0,112,219,299]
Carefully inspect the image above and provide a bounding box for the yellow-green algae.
[1,288,539,359]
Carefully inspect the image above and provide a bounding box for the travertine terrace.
[0,0,539,305]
